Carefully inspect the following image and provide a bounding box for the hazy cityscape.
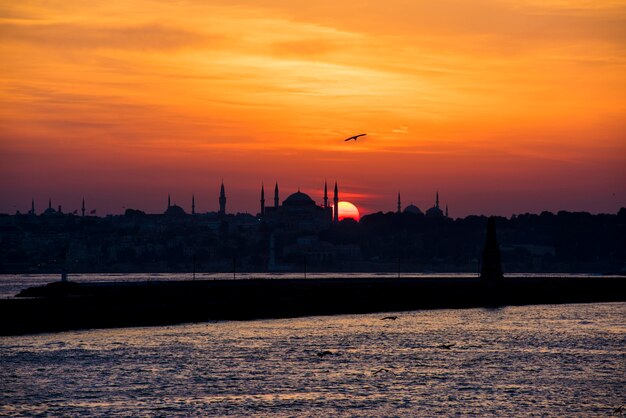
[2,183,624,274]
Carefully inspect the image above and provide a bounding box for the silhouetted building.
[404,204,423,215]
[481,216,504,284]
[165,204,186,217]
[219,181,226,215]
[164,195,187,217]
[43,199,57,216]
[333,181,339,223]
[263,182,333,231]
[260,184,265,216]
[323,180,328,209]
[425,191,444,217]
[397,193,401,214]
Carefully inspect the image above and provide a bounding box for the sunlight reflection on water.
[1,303,625,416]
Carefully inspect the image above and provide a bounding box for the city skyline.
[16,180,445,219]
[6,180,624,218]
[1,1,625,217]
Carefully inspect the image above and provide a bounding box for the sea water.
[1,302,624,416]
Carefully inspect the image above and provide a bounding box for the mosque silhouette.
[161,180,448,225]
[29,177,448,222]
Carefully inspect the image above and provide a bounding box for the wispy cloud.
[0,0,624,215]
[0,22,216,50]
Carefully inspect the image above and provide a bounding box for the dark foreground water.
[1,303,624,417]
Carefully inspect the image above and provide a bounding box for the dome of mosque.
[164,204,187,217]
[425,206,444,217]
[283,191,316,207]
[404,204,423,215]
[42,207,57,216]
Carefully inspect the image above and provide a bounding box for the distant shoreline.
[1,275,624,336]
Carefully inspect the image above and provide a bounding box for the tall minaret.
[397,192,401,214]
[48,199,52,210]
[323,180,328,209]
[436,190,440,209]
[81,198,85,217]
[445,204,449,218]
[260,183,265,216]
[192,194,196,215]
[274,182,279,208]
[333,181,339,223]
[219,181,226,215]
[168,194,171,209]
[31,199,35,215]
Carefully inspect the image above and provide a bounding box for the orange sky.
[1,0,625,216]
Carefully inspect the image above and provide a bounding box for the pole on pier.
[192,253,196,281]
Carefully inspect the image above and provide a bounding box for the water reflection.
[1,303,625,416]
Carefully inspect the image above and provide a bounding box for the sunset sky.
[1,0,625,217]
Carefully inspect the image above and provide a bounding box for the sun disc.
[335,201,360,221]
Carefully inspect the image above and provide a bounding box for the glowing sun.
[335,201,360,221]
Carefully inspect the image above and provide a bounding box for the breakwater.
[1,275,625,335]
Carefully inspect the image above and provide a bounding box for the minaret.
[81,198,85,217]
[219,181,226,215]
[274,182,279,208]
[48,199,52,210]
[397,192,401,214]
[192,194,195,215]
[323,180,328,209]
[168,194,171,209]
[445,204,448,218]
[436,190,440,209]
[333,181,339,223]
[260,183,265,216]
[30,199,35,215]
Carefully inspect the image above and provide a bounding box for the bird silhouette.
[381,316,398,320]
[344,133,366,141]
[372,368,393,375]
[317,350,334,357]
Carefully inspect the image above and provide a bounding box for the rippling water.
[1,303,624,416]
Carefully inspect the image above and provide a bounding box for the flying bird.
[381,316,398,321]
[344,133,366,141]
